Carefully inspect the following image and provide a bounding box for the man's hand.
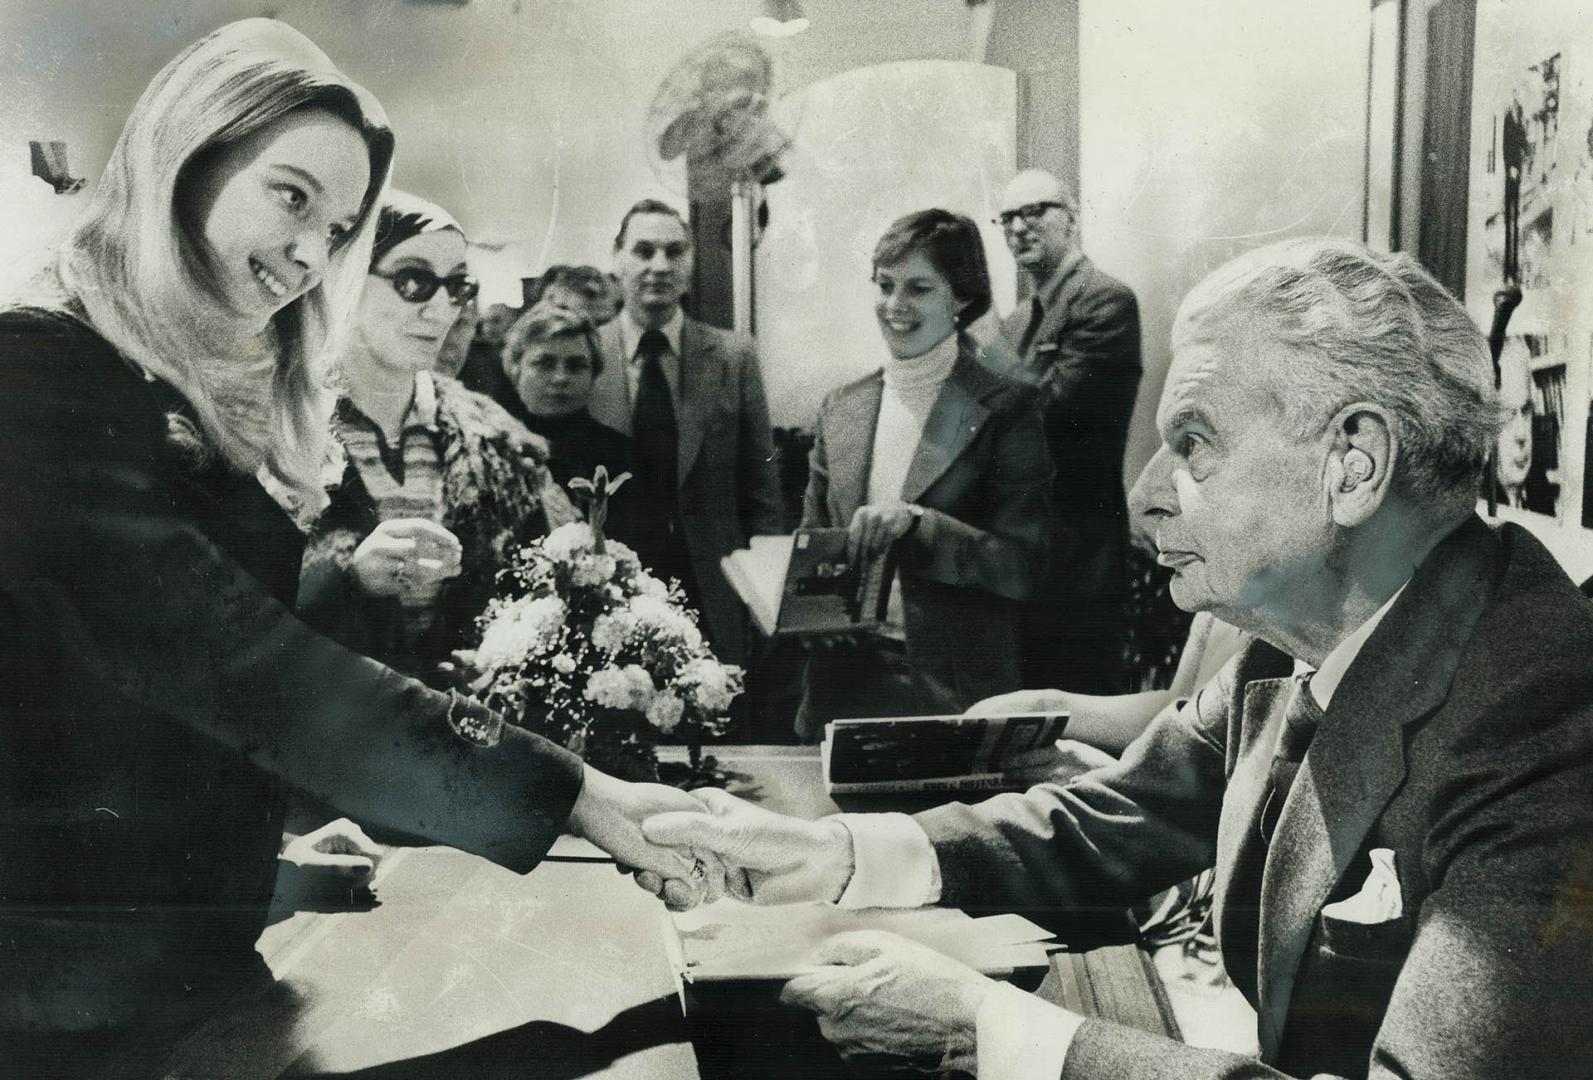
[280,818,383,892]
[780,931,996,1075]
[641,787,855,906]
[351,518,463,597]
[567,765,722,909]
[846,501,918,565]
[1002,739,1118,786]
[963,688,1070,718]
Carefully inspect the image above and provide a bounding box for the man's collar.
[1023,248,1086,308]
[620,307,684,361]
[1293,580,1410,710]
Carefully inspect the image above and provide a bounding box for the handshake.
[572,767,1016,1073]
[568,766,858,910]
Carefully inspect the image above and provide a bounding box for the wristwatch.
[904,503,926,534]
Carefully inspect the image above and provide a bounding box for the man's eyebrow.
[271,163,324,196]
[1162,406,1209,433]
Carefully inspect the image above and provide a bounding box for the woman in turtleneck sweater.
[794,209,1054,739]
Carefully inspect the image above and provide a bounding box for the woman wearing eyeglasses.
[297,191,575,686]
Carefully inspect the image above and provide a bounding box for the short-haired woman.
[0,20,710,1071]
[795,209,1053,739]
[501,303,634,474]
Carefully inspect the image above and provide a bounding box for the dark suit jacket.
[799,338,1053,721]
[0,309,582,1040]
[916,516,1593,1078]
[992,254,1141,568]
[590,315,782,663]
[988,255,1142,692]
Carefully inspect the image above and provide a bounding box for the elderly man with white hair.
[643,239,1593,1079]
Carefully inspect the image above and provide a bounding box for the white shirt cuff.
[834,813,942,908]
[976,982,1084,1080]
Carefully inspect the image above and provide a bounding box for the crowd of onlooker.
[361,166,1162,743]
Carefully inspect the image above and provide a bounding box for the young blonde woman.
[0,20,710,1073]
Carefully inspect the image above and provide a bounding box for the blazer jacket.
[0,309,582,1038]
[990,255,1141,598]
[589,314,783,663]
[916,516,1593,1078]
[800,338,1053,715]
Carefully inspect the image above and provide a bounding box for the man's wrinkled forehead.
[1159,318,1295,433]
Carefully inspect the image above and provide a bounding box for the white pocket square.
[1322,848,1403,925]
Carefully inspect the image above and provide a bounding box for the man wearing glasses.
[988,169,1142,696]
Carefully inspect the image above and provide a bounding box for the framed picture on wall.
[1468,0,1593,569]
[1492,333,1568,519]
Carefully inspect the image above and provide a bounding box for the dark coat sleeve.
[0,321,583,874]
[915,659,1230,920]
[1039,275,1142,434]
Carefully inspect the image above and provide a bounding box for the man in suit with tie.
[990,169,1142,695]
[645,239,1593,1078]
[588,199,783,665]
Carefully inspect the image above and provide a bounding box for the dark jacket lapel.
[1004,253,1089,367]
[588,319,631,436]
[822,373,883,525]
[1212,649,1294,1004]
[675,317,724,483]
[901,341,998,503]
[1251,517,1499,1060]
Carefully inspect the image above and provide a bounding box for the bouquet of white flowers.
[467,468,742,784]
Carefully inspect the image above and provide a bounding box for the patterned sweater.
[298,374,576,686]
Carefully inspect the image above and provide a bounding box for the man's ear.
[1325,405,1395,527]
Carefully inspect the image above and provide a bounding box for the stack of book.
[821,712,1069,794]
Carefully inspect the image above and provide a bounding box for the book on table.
[821,712,1069,794]
[664,900,1056,988]
[719,528,894,638]
[663,902,1058,1077]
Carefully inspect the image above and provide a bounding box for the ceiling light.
[751,0,808,38]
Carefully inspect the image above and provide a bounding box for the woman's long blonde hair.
[47,18,394,510]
